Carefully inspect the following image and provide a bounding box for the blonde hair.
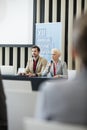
[51,48,61,57]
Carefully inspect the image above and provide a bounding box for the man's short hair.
[73,11,87,66]
[32,45,40,52]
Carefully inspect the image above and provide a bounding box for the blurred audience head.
[72,11,87,67]
[51,48,61,61]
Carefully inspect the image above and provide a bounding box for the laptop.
[0,65,15,75]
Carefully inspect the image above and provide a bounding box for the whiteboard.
[0,0,34,46]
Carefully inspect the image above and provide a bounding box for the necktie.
[53,63,56,76]
[33,60,37,73]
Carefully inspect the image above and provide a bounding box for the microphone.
[51,60,53,64]
[32,55,34,58]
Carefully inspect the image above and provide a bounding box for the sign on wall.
[35,22,62,62]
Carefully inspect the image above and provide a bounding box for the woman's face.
[51,51,59,61]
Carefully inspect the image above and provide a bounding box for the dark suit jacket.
[0,75,8,130]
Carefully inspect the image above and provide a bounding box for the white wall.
[0,0,34,45]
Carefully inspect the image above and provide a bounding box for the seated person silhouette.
[18,45,47,77]
[35,12,87,125]
[42,48,68,78]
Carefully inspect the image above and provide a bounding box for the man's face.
[32,48,39,58]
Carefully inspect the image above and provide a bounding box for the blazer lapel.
[56,60,62,74]
[36,57,41,72]
[30,59,34,72]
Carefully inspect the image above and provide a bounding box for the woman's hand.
[53,75,60,78]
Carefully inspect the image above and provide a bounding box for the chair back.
[0,65,15,75]
[68,70,77,80]
[2,80,32,92]
[6,90,38,130]
[17,67,25,74]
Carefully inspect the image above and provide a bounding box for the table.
[1,75,67,91]
[1,75,50,91]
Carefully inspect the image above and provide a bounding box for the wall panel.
[13,48,17,73]
[36,0,40,23]
[44,0,49,22]
[75,0,82,70]
[61,0,66,61]
[52,0,57,22]
[0,48,2,65]
[68,0,74,69]
[20,48,25,68]
[5,47,9,65]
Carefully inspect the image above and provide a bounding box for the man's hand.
[26,73,36,77]
[18,72,26,76]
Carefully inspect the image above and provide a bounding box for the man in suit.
[0,74,8,130]
[35,12,87,125]
[42,48,68,78]
[25,45,47,77]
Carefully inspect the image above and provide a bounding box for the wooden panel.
[36,0,40,23]
[75,0,82,70]
[60,0,66,61]
[28,48,32,60]
[84,0,87,11]
[0,48,2,65]
[5,47,9,65]
[68,0,74,69]
[13,47,17,74]
[20,48,25,68]
[44,0,49,22]
[52,0,57,22]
